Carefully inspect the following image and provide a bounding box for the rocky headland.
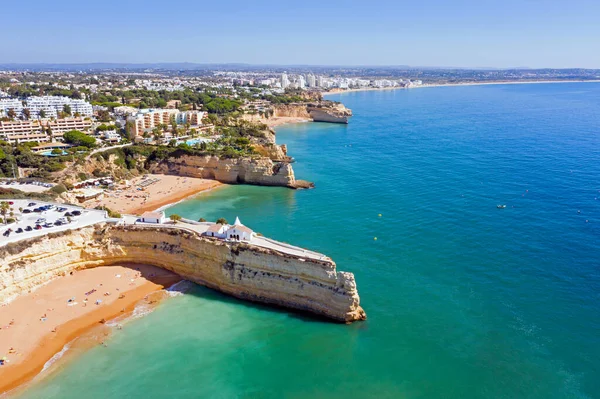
[0,224,365,323]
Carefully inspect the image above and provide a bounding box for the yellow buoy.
[374,237,378,240]
[378,214,382,217]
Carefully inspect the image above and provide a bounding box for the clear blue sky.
[2,0,600,68]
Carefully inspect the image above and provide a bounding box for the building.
[101,130,121,143]
[140,211,166,224]
[0,99,24,118]
[203,217,254,242]
[127,109,205,137]
[46,117,93,139]
[24,96,93,119]
[307,74,316,88]
[281,73,290,89]
[298,76,306,89]
[0,120,48,144]
[31,142,72,153]
[205,223,227,239]
[226,217,254,242]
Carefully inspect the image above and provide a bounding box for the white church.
[204,217,254,242]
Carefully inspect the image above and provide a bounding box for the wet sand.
[86,174,222,215]
[0,264,181,395]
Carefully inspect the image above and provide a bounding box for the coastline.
[322,79,600,96]
[0,265,181,396]
[130,179,223,215]
[86,174,223,215]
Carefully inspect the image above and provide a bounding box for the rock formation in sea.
[0,225,366,323]
[272,101,353,124]
[149,154,313,189]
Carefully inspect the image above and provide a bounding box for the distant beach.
[323,79,600,96]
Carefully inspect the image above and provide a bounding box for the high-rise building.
[317,76,325,87]
[307,74,316,88]
[298,76,306,89]
[281,73,290,89]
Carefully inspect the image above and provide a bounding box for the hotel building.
[0,121,48,144]
[25,96,93,119]
[127,109,205,137]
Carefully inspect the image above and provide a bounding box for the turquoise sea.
[18,83,600,399]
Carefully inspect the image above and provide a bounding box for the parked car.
[72,210,82,216]
[57,207,67,212]
[55,221,63,226]
[36,218,46,224]
[34,225,42,230]
[43,222,54,228]
[16,228,23,233]
[23,209,32,214]
[2,229,11,237]
[28,202,36,207]
[64,212,72,217]
[25,226,33,231]
[33,208,42,213]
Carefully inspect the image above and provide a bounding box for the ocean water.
[18,83,600,399]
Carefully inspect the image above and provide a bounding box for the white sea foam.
[166,279,194,297]
[41,342,71,372]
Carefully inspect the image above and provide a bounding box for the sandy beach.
[86,174,223,215]
[0,264,181,395]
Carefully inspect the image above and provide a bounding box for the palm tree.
[0,202,9,224]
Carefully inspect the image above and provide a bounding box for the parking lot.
[0,200,109,247]
[0,180,55,193]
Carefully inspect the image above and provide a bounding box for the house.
[204,223,227,239]
[225,217,254,242]
[140,211,165,224]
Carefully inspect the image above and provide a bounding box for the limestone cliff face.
[0,225,366,323]
[149,155,301,187]
[272,104,311,119]
[272,102,352,124]
[308,103,353,124]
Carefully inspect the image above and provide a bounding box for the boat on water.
[497,204,507,209]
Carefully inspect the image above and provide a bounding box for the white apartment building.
[0,99,24,118]
[127,109,205,137]
[24,96,93,119]
[307,74,316,88]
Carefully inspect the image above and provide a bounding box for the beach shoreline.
[322,79,600,96]
[0,265,181,396]
[85,174,223,215]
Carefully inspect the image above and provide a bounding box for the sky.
[2,0,600,68]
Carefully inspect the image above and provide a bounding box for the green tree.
[39,109,46,118]
[63,104,72,116]
[198,218,206,222]
[63,130,96,148]
[216,218,228,225]
[22,108,31,120]
[170,214,182,221]
[6,108,17,119]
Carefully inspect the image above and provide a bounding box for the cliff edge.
[0,224,366,323]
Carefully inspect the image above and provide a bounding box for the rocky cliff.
[308,102,353,124]
[149,154,312,188]
[0,225,366,323]
[272,102,352,124]
[272,104,312,119]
